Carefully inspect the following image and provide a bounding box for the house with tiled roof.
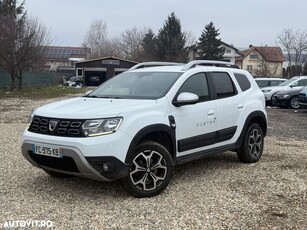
[188,41,243,64]
[43,46,90,72]
[235,45,285,77]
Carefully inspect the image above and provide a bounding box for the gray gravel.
[0,96,306,229]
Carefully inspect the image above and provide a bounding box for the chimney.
[249,45,253,49]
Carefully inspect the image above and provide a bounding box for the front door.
[170,72,217,157]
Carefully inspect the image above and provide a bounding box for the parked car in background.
[261,76,307,105]
[271,87,306,109]
[63,76,83,87]
[255,78,286,89]
[298,87,307,109]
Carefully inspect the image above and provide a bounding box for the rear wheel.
[237,123,264,163]
[123,141,173,198]
[289,96,300,109]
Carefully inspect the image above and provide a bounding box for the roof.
[236,46,285,62]
[42,46,90,61]
[76,56,138,64]
[220,41,241,53]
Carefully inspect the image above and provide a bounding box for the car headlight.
[82,117,123,137]
[262,89,271,93]
[27,112,35,129]
[28,113,34,124]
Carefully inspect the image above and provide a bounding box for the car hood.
[275,88,304,95]
[261,86,285,91]
[34,97,157,119]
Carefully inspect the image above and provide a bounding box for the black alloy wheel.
[237,123,264,163]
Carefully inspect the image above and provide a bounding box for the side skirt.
[175,143,237,165]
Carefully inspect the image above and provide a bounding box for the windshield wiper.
[84,95,98,98]
[97,96,122,99]
[84,95,122,99]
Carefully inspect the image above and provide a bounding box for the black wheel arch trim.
[235,110,267,149]
[125,123,176,164]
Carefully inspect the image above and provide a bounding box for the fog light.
[102,163,109,172]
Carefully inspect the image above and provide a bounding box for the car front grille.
[28,116,85,137]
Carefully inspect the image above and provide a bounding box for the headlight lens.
[82,117,122,137]
[28,113,34,123]
[262,89,271,93]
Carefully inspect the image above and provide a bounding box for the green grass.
[0,86,90,99]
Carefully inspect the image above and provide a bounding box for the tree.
[156,12,187,62]
[140,29,158,61]
[0,0,50,90]
[303,62,307,75]
[197,22,224,60]
[117,27,146,62]
[83,19,108,58]
[277,28,307,77]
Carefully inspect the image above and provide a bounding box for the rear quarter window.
[234,73,251,91]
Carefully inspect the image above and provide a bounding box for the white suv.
[21,61,267,197]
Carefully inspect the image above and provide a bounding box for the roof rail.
[129,62,183,70]
[182,60,240,71]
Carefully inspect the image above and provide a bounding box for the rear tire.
[237,123,264,163]
[123,141,173,198]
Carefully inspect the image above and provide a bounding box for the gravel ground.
[0,97,306,229]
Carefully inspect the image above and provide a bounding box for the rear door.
[208,72,243,147]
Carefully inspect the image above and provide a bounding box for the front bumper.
[21,130,131,181]
[298,102,307,108]
[298,96,307,108]
[271,97,289,107]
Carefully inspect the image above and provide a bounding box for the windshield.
[278,78,298,86]
[87,71,181,99]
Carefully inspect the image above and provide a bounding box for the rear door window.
[211,72,237,98]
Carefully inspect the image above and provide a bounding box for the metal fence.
[0,69,72,89]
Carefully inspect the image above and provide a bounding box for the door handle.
[208,110,215,116]
[238,104,244,109]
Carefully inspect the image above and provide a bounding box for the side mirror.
[173,92,199,107]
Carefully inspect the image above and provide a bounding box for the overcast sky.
[25,0,307,49]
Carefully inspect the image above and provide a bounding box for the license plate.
[32,144,63,158]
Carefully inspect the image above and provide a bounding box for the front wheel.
[237,123,264,163]
[123,141,173,198]
[289,96,300,109]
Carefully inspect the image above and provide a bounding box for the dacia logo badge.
[49,120,58,132]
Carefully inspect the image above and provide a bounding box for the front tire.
[237,123,264,163]
[289,96,300,109]
[123,141,173,198]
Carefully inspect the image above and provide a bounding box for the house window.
[225,49,231,54]
[250,54,258,59]
[247,65,253,72]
